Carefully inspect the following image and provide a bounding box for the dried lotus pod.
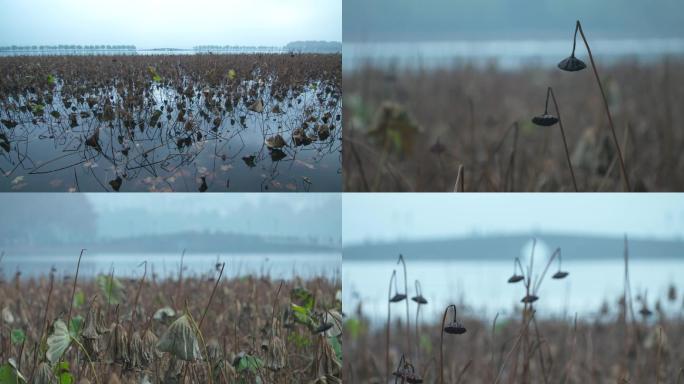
[532,114,559,127]
[558,55,586,72]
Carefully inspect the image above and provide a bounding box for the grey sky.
[0,0,341,48]
[343,194,684,245]
[86,193,341,241]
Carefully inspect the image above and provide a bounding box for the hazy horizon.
[0,194,342,246]
[0,0,342,48]
[343,194,684,245]
[344,0,684,42]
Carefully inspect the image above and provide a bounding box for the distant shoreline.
[344,233,684,261]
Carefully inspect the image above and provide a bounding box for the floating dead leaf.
[270,149,287,162]
[248,98,264,113]
[85,127,102,151]
[109,176,122,191]
[265,134,286,149]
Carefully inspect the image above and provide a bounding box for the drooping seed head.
[411,295,428,305]
[639,306,652,317]
[507,274,524,283]
[443,321,467,335]
[532,114,559,127]
[558,55,587,72]
[390,293,407,303]
[521,294,539,304]
[552,271,569,279]
[406,372,424,383]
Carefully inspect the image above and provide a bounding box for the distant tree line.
[193,41,342,54]
[0,45,136,51]
[285,41,342,53]
[193,45,286,53]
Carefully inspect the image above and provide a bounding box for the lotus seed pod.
[558,55,587,72]
[157,314,201,361]
[389,293,406,303]
[532,114,559,127]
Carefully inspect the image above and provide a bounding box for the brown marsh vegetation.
[343,23,684,192]
[0,251,342,383]
[0,53,341,191]
[343,240,684,383]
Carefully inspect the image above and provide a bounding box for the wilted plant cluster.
[343,21,684,192]
[343,239,684,383]
[0,53,341,192]
[364,254,467,384]
[0,251,342,383]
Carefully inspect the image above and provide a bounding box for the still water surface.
[344,258,684,324]
[1,252,340,280]
[344,38,684,71]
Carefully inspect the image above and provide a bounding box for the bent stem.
[575,20,631,191]
[67,249,86,326]
[547,87,579,191]
[387,270,397,383]
[397,254,411,358]
[440,304,457,384]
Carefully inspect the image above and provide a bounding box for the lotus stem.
[397,255,411,358]
[547,87,579,191]
[439,304,456,384]
[575,20,631,191]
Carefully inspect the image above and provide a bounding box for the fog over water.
[0,0,342,48]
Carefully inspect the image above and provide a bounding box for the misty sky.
[343,194,684,245]
[344,0,684,41]
[87,193,341,241]
[0,0,341,48]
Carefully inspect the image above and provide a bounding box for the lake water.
[343,258,684,324]
[343,38,684,71]
[0,252,341,281]
[0,73,341,192]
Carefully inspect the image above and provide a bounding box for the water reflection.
[0,54,342,191]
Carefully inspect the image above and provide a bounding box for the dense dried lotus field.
[343,59,684,192]
[0,54,342,192]
[0,268,342,383]
[344,304,684,384]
